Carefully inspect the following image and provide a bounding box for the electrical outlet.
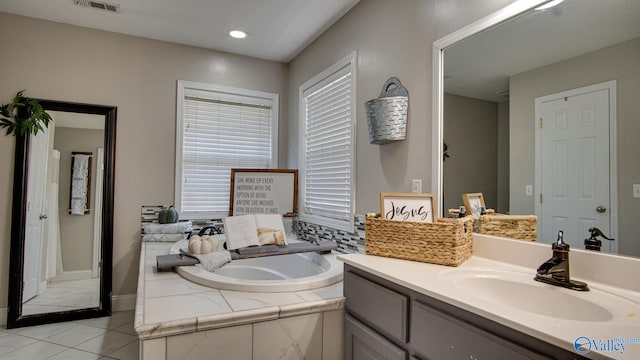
[634,184,640,198]
[412,179,422,194]
[525,185,533,196]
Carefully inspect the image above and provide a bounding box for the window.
[299,52,356,231]
[175,81,278,219]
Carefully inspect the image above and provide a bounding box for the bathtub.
[169,240,343,292]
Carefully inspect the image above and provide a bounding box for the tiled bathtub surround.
[136,207,356,358]
[135,242,344,360]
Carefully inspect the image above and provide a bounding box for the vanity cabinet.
[410,300,550,359]
[344,265,587,360]
[345,314,406,360]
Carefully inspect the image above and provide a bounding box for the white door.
[535,82,615,252]
[24,127,51,302]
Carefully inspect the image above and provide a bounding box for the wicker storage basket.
[447,208,495,218]
[365,213,474,266]
[365,77,409,145]
[476,214,537,241]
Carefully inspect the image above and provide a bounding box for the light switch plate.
[412,179,422,194]
[634,184,640,198]
[525,185,533,196]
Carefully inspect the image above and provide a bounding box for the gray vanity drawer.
[410,300,552,360]
[345,314,407,360]
[344,270,408,343]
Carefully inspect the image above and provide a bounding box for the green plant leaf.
[0,104,10,117]
[0,116,16,135]
[13,90,24,104]
[1,90,51,137]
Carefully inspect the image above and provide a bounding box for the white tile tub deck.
[135,242,345,360]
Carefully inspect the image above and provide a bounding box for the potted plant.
[0,90,52,136]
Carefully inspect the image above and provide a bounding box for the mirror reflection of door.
[22,111,105,316]
[23,122,50,303]
[440,0,640,257]
[536,82,614,252]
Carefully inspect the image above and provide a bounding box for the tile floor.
[23,278,100,316]
[0,310,138,360]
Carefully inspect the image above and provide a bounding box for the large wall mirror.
[433,0,640,257]
[8,100,116,328]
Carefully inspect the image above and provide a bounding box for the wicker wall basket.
[365,77,409,145]
[365,213,474,267]
[476,214,537,241]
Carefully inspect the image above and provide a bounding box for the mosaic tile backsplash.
[295,216,365,254]
[141,205,365,254]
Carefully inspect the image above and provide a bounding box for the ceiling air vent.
[73,0,120,13]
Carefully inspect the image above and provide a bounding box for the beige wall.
[510,37,640,256]
[287,0,515,214]
[54,127,103,271]
[443,94,498,212]
[0,0,517,308]
[0,12,288,306]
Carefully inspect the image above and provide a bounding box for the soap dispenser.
[584,227,615,251]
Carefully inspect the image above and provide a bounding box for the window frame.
[298,52,357,231]
[175,80,279,220]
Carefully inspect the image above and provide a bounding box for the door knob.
[596,206,607,213]
[39,214,48,220]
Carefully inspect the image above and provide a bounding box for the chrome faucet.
[534,231,589,291]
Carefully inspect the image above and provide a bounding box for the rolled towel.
[142,233,188,242]
[181,249,231,272]
[144,221,192,234]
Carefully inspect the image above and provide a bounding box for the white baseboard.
[112,294,136,312]
[51,270,93,282]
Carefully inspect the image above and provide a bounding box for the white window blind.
[300,53,356,231]
[176,82,278,218]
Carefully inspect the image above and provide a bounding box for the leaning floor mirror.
[7,100,116,328]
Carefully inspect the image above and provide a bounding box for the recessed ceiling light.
[535,0,564,10]
[228,30,247,39]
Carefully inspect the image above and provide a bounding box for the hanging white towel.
[73,154,89,179]
[70,198,84,215]
[71,178,86,198]
[70,154,89,215]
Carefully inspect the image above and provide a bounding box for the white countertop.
[134,242,344,340]
[338,235,640,360]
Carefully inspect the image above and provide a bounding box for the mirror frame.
[7,100,117,328]
[431,0,549,216]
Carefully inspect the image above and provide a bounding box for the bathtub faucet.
[534,231,589,291]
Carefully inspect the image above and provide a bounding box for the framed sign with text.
[380,192,436,223]
[229,169,298,217]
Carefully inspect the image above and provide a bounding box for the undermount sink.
[440,268,638,322]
